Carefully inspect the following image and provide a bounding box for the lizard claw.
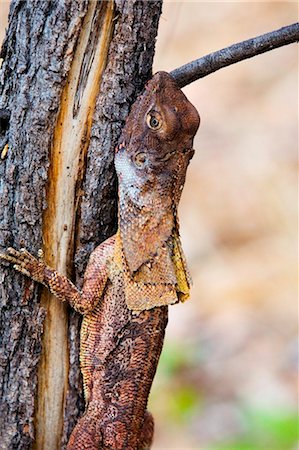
[0,251,20,265]
[13,264,31,277]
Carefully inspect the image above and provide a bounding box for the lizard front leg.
[0,246,89,312]
[0,236,114,314]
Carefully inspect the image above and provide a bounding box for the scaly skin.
[0,72,200,449]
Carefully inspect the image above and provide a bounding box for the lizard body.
[0,72,200,449]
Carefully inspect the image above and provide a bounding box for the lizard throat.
[118,185,175,274]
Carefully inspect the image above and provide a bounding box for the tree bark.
[0,1,162,449]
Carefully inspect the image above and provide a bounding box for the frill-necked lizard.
[0,72,200,449]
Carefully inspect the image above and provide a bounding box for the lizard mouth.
[155,146,194,164]
[155,151,176,162]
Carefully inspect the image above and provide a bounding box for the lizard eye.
[134,152,147,168]
[146,111,162,130]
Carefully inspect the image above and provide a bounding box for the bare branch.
[171,23,299,88]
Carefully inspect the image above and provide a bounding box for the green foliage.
[211,408,298,450]
[151,340,298,449]
[167,385,199,423]
[149,339,202,424]
[157,340,196,377]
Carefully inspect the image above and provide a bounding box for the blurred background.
[152,2,298,449]
[0,1,297,449]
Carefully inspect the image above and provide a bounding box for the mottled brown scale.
[0,72,200,448]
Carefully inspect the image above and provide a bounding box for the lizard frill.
[112,229,191,312]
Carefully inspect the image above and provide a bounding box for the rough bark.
[0,1,89,448]
[0,0,163,449]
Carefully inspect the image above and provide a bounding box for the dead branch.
[171,23,299,88]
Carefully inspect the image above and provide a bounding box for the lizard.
[0,71,200,449]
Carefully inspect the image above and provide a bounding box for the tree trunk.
[0,1,162,449]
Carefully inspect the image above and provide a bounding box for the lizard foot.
[0,247,46,283]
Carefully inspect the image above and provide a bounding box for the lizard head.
[115,71,200,208]
[114,71,200,273]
